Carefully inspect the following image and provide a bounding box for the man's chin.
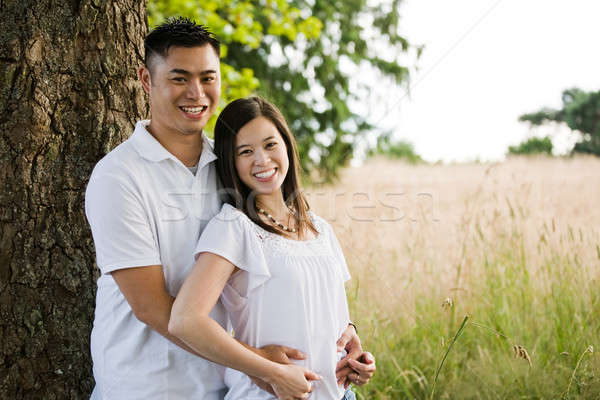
[178,123,206,136]
[179,129,204,136]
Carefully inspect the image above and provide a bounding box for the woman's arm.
[168,252,320,399]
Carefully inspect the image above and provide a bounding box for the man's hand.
[346,352,376,387]
[335,325,376,388]
[249,344,307,395]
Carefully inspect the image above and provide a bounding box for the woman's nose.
[253,149,270,165]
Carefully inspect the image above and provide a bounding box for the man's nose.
[187,79,205,99]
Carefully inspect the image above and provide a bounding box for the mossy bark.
[0,0,148,397]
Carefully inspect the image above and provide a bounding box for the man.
[86,17,374,399]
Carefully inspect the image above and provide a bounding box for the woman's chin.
[249,181,285,197]
[253,187,281,197]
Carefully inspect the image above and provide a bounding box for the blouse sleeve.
[194,204,270,292]
[325,221,351,282]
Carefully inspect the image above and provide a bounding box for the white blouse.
[195,203,351,400]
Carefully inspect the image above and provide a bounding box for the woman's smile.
[253,168,278,181]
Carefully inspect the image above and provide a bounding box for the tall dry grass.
[308,156,600,399]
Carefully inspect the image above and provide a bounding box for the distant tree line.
[507,137,553,156]
[366,133,422,163]
[511,88,600,156]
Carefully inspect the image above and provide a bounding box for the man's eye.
[203,76,215,82]
[172,77,185,82]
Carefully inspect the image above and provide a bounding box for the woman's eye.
[266,142,277,149]
[238,149,252,156]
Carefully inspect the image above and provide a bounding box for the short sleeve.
[85,172,161,274]
[195,204,271,292]
[325,222,351,282]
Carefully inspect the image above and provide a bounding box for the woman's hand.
[268,363,321,400]
[248,344,307,395]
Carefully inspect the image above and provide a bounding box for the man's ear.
[138,65,152,94]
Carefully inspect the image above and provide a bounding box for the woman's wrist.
[261,361,286,385]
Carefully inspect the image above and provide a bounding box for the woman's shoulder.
[307,211,334,236]
[207,203,254,231]
[218,202,245,217]
[199,204,262,252]
[308,210,325,224]
[217,203,255,220]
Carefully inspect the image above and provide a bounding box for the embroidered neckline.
[253,217,322,244]
[224,204,324,244]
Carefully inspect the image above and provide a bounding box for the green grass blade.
[430,315,469,400]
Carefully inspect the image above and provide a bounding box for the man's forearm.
[139,295,206,357]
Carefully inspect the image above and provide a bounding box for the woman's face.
[234,116,289,196]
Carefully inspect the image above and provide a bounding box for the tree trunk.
[0,0,148,397]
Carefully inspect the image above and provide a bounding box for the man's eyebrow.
[168,68,218,75]
[168,68,189,75]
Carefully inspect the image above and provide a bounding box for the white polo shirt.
[85,120,227,400]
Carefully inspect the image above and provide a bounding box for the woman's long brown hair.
[213,96,317,238]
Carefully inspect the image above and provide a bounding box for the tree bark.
[0,0,148,397]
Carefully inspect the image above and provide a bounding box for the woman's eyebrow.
[236,135,277,151]
[236,136,276,150]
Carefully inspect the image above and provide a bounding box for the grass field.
[309,156,600,399]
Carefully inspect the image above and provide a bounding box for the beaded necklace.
[256,208,297,233]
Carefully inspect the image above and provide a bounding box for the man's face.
[139,45,221,137]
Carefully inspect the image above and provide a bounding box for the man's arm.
[111,265,204,356]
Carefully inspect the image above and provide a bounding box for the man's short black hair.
[144,17,220,71]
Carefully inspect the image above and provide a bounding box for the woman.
[169,97,371,399]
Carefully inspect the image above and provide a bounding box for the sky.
[366,0,600,162]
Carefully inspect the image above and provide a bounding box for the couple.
[85,17,375,400]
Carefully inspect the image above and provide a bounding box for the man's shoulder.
[90,135,141,181]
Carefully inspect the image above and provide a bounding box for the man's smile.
[180,105,208,114]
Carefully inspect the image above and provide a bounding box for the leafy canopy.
[148,0,417,179]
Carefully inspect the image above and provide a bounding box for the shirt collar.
[198,135,218,170]
[130,120,217,168]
